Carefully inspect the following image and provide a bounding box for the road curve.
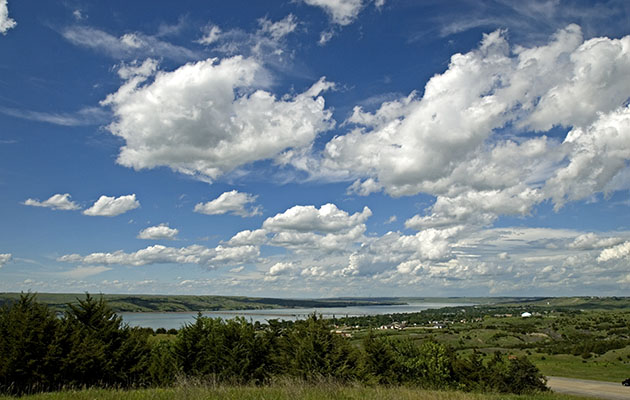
[547,376,630,400]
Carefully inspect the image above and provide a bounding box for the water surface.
[120,302,469,330]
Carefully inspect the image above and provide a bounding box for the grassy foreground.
[0,384,587,400]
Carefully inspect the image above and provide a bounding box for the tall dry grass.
[0,379,586,400]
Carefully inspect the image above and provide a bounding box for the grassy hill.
[2,293,628,313]
[0,292,405,313]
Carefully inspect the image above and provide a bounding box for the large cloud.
[313,25,630,228]
[0,0,16,35]
[83,194,140,217]
[223,203,373,257]
[23,193,81,211]
[342,227,461,276]
[544,105,630,209]
[102,56,334,182]
[194,190,261,217]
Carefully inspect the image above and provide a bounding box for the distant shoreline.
[3,293,626,314]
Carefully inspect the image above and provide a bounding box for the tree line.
[0,293,547,395]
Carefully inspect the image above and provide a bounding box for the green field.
[332,298,630,383]
[0,384,589,400]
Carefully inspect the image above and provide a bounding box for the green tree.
[148,339,178,386]
[54,294,150,388]
[280,314,359,381]
[0,293,59,394]
[361,331,399,384]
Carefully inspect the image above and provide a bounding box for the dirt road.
[547,376,630,399]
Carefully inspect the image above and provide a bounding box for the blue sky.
[1,0,630,297]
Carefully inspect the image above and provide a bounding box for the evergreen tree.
[361,331,399,384]
[280,314,359,381]
[0,293,59,394]
[54,294,150,388]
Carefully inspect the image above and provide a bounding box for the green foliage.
[0,294,551,396]
[53,294,151,388]
[361,332,399,384]
[278,314,360,382]
[0,293,59,394]
[174,314,272,384]
[147,340,177,386]
[484,352,547,394]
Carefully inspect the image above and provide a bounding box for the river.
[120,302,469,330]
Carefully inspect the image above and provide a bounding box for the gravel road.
[547,376,630,400]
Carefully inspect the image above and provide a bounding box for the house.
[521,312,532,318]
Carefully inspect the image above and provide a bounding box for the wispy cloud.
[62,25,199,61]
[62,265,112,279]
[410,0,630,44]
[0,105,109,126]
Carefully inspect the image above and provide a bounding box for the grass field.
[0,383,589,400]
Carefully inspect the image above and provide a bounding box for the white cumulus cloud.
[194,190,261,217]
[308,25,630,229]
[23,193,81,211]
[598,241,630,262]
[227,229,268,246]
[102,56,334,182]
[262,203,372,254]
[268,262,297,276]
[568,233,624,250]
[83,194,140,217]
[263,203,371,233]
[0,0,16,35]
[137,224,179,240]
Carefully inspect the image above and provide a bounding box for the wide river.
[120,302,469,330]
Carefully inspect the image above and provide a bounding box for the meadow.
[0,382,588,400]
[332,297,630,382]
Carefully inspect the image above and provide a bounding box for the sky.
[1,0,630,298]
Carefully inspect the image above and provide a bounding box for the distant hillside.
[497,296,630,310]
[2,293,626,313]
[0,293,405,313]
